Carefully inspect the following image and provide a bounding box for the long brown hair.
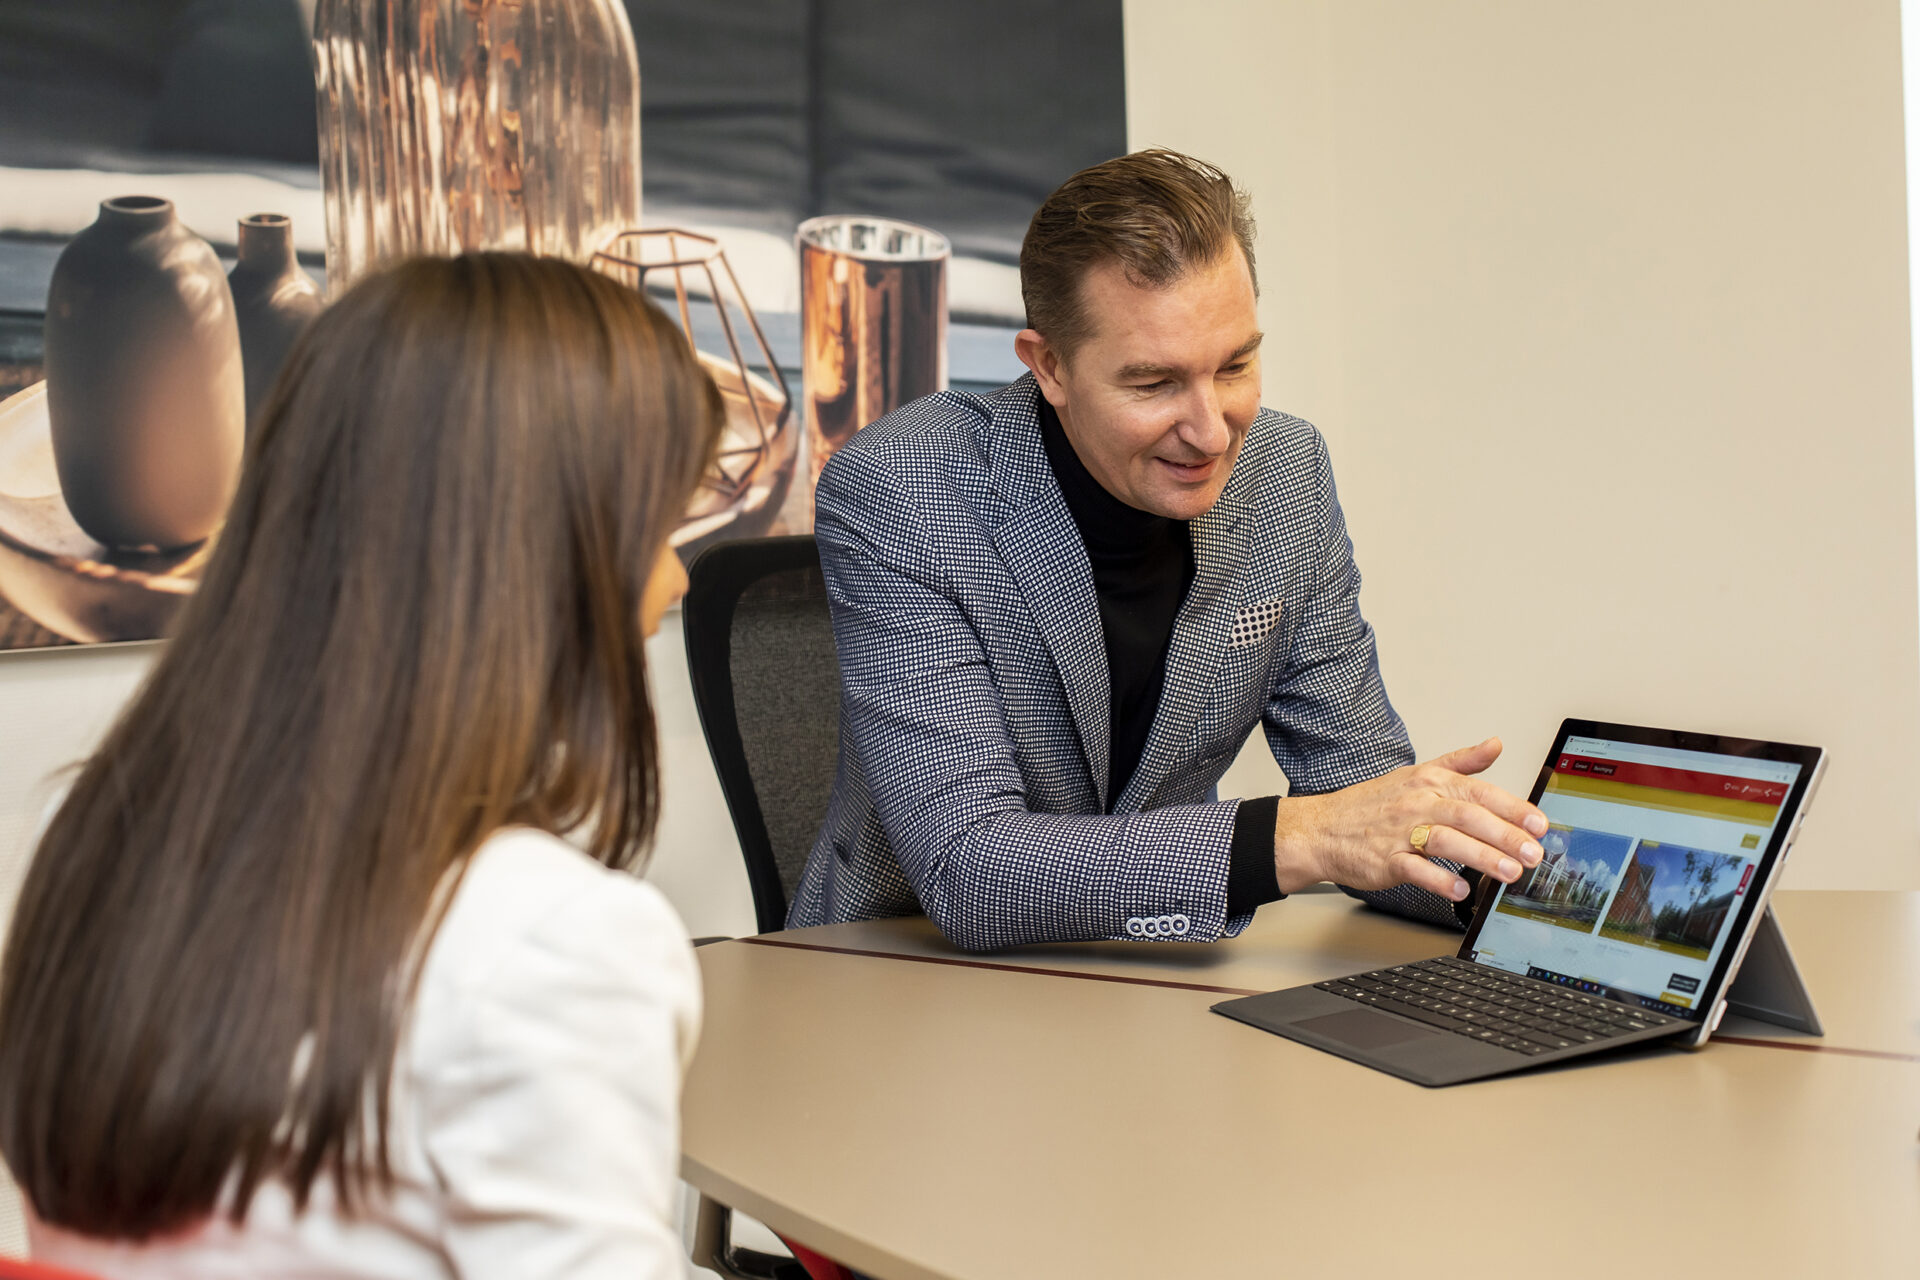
[0,253,723,1238]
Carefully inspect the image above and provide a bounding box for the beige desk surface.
[682,890,1920,1280]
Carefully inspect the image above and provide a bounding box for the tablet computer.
[1213,719,1826,1083]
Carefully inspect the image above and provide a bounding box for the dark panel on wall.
[811,0,1127,263]
[0,0,317,166]
[0,0,192,159]
[147,0,321,164]
[626,0,1130,252]
[626,0,811,229]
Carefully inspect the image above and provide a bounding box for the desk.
[681,890,1920,1280]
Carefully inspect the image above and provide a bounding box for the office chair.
[682,535,840,935]
[681,535,850,1280]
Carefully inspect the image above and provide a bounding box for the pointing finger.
[1454,775,1550,839]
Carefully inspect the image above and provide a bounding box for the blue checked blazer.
[786,374,1465,950]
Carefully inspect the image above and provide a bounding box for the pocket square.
[1230,598,1285,648]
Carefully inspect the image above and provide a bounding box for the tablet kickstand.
[1722,906,1824,1036]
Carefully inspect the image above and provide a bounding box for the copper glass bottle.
[312,0,642,294]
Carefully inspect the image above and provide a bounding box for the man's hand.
[1272,737,1547,902]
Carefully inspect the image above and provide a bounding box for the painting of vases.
[0,0,1128,652]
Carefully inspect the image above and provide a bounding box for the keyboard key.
[1372,999,1467,1031]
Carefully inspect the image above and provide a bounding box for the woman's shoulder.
[416,828,699,1029]
[400,832,699,1276]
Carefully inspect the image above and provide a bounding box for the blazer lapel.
[1112,487,1253,816]
[988,378,1112,811]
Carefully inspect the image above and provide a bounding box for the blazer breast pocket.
[1193,600,1286,756]
[1229,598,1285,649]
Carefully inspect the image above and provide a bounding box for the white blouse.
[29,828,702,1280]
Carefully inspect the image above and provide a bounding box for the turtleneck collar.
[1035,391,1185,555]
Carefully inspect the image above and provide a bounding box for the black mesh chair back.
[682,536,840,934]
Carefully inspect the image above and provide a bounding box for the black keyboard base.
[1316,955,1682,1057]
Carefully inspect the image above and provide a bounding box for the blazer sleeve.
[1260,429,1467,931]
[815,444,1248,952]
[416,874,701,1279]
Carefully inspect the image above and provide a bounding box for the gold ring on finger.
[1408,824,1433,854]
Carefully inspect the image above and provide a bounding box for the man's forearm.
[897,802,1245,951]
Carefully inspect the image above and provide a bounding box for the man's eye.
[1134,380,1171,393]
[1220,363,1248,376]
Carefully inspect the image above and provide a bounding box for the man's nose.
[1178,382,1232,456]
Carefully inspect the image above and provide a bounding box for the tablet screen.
[1464,733,1803,1019]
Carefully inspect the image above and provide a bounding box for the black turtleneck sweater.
[1036,396,1282,917]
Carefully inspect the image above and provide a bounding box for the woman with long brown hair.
[0,253,723,1277]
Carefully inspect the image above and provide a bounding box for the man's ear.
[1014,329,1070,407]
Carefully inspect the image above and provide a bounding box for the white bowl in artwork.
[0,382,209,645]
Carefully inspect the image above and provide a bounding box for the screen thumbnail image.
[1495,825,1635,933]
[1599,842,1750,960]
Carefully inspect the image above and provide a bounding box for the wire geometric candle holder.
[592,229,796,554]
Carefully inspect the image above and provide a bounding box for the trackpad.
[1295,1009,1441,1050]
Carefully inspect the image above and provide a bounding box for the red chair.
[780,1239,858,1280]
[0,1258,105,1280]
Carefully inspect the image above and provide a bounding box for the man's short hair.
[1019,148,1257,361]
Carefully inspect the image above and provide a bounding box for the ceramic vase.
[228,213,323,430]
[43,196,245,550]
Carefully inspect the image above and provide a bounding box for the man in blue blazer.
[789,149,1547,951]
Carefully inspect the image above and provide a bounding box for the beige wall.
[1136,0,1920,888]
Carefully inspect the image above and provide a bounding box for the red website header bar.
[1553,754,1788,806]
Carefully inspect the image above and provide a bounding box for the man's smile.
[1156,455,1221,482]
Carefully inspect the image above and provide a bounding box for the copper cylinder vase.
[798,216,949,481]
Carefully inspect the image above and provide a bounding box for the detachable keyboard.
[1316,955,1684,1056]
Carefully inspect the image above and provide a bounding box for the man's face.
[1019,245,1262,521]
